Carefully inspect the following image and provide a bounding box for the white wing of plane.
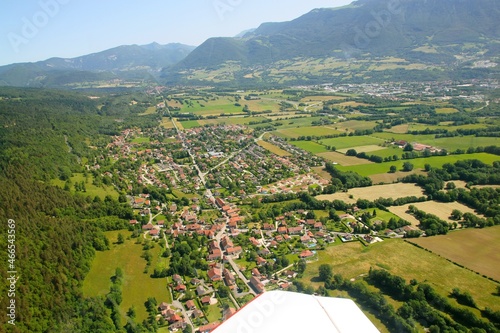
[212,291,380,333]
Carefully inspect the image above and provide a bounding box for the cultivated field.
[161,118,176,129]
[389,201,482,226]
[369,170,426,184]
[315,192,357,204]
[257,141,291,156]
[317,184,425,205]
[300,240,500,312]
[409,226,500,281]
[317,151,373,166]
[387,206,422,227]
[350,183,424,201]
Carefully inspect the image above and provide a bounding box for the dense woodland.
[0,88,157,332]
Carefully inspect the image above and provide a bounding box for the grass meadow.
[83,230,171,322]
[320,136,385,150]
[51,173,119,200]
[275,126,341,139]
[409,226,500,281]
[300,239,500,313]
[289,141,329,154]
[335,153,500,176]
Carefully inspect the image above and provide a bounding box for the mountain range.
[1,0,499,88]
[0,43,195,87]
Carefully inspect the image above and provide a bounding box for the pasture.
[409,226,500,281]
[83,231,171,322]
[290,141,329,154]
[180,120,201,129]
[300,240,500,312]
[373,133,500,151]
[335,153,499,176]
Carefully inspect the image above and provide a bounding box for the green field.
[290,141,329,154]
[179,98,243,115]
[300,239,500,313]
[336,153,500,176]
[319,136,385,150]
[51,173,119,200]
[336,120,379,131]
[131,137,151,144]
[373,133,500,151]
[83,231,171,322]
[180,120,201,129]
[275,126,341,139]
[267,116,323,131]
[199,116,267,126]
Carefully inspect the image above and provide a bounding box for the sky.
[0,0,353,66]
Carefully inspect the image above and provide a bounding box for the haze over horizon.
[0,0,353,66]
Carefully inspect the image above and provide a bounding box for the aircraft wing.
[212,291,380,333]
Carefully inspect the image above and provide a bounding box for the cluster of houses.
[393,140,442,154]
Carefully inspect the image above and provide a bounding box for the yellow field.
[385,124,409,134]
[317,152,373,166]
[389,201,483,226]
[311,166,332,181]
[173,119,184,130]
[315,192,357,204]
[369,170,425,184]
[160,117,175,129]
[257,141,291,157]
[409,226,500,281]
[166,100,183,108]
[301,240,500,312]
[338,145,385,154]
[352,183,424,201]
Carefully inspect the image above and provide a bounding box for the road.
[171,293,194,331]
[226,256,256,296]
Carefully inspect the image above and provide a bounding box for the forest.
[0,88,157,332]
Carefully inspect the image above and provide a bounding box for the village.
[98,123,422,332]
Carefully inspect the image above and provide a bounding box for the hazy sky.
[0,0,353,66]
